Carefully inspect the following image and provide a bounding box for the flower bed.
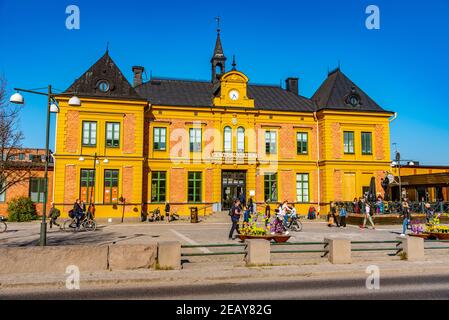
[411,214,449,240]
[238,212,290,243]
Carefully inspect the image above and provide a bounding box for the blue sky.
[0,0,448,164]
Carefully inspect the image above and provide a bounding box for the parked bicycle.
[170,211,180,222]
[62,212,96,232]
[0,216,7,233]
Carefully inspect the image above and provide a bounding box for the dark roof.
[65,52,141,99]
[136,79,315,112]
[311,68,387,112]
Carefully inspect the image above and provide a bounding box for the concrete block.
[245,239,271,266]
[157,241,181,270]
[398,236,424,261]
[0,245,109,274]
[108,244,157,271]
[325,238,351,264]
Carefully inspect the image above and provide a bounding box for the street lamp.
[10,85,81,246]
[79,153,108,213]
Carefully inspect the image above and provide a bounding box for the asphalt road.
[2,273,449,300]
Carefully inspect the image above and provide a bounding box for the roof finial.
[215,16,221,33]
[338,60,341,70]
[232,55,236,70]
[106,41,109,53]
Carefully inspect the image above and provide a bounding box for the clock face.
[229,90,239,101]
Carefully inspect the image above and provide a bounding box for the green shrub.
[7,197,38,222]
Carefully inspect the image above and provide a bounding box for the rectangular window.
[153,127,167,151]
[189,128,202,152]
[103,169,119,204]
[106,122,120,148]
[18,153,25,160]
[188,171,202,202]
[264,173,278,202]
[151,171,166,203]
[80,169,95,203]
[28,154,33,161]
[344,131,355,154]
[296,132,308,155]
[29,178,45,203]
[265,131,277,154]
[0,179,5,202]
[296,173,309,203]
[82,121,97,146]
[361,132,372,155]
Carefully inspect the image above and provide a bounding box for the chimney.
[285,77,299,95]
[132,66,144,87]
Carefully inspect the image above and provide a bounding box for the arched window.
[223,126,232,152]
[237,127,245,153]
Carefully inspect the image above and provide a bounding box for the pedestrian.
[73,199,84,230]
[400,198,411,237]
[238,191,246,208]
[361,202,375,230]
[48,202,60,229]
[339,205,347,228]
[353,197,360,214]
[165,202,170,223]
[425,202,434,223]
[243,204,251,224]
[281,200,292,226]
[307,206,316,220]
[228,199,242,240]
[264,202,271,227]
[330,202,340,227]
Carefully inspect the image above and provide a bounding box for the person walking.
[48,202,61,229]
[361,202,375,229]
[229,199,242,240]
[400,198,411,237]
[353,197,360,214]
[264,202,271,228]
[339,205,347,228]
[165,202,171,223]
[330,202,340,227]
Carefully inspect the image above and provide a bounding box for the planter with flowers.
[411,214,449,240]
[237,213,291,243]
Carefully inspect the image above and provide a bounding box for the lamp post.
[79,153,108,212]
[391,145,416,202]
[10,86,81,246]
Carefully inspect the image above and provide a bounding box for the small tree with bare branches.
[0,76,35,197]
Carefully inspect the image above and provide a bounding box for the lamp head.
[10,92,24,104]
[68,96,81,106]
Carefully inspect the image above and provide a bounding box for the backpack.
[54,208,61,218]
[68,209,75,219]
[228,208,233,216]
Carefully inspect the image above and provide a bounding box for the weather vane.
[215,16,221,32]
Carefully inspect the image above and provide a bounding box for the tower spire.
[211,17,226,82]
[232,55,236,70]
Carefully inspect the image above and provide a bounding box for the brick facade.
[123,113,136,154]
[64,110,79,153]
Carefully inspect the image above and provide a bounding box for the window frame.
[29,177,46,203]
[265,130,277,154]
[296,132,308,155]
[343,131,355,154]
[223,126,232,152]
[187,171,202,203]
[237,127,245,153]
[0,177,6,203]
[153,127,167,151]
[103,169,119,204]
[189,128,202,152]
[296,173,310,203]
[264,173,278,202]
[105,122,120,148]
[151,171,167,203]
[80,169,96,203]
[82,121,97,147]
[361,132,373,155]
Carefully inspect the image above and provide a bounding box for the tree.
[0,76,35,197]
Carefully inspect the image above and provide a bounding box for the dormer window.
[97,80,110,93]
[348,95,359,107]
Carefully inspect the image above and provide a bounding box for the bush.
[7,197,38,222]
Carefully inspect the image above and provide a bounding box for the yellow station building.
[53,30,395,219]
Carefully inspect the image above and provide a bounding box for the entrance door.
[222,171,246,210]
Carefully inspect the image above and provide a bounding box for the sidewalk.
[2,255,449,291]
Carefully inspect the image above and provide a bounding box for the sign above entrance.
[212,152,257,163]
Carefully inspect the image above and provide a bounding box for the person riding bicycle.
[73,199,84,230]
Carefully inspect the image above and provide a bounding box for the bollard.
[397,236,424,261]
[245,239,271,266]
[157,241,181,270]
[324,238,351,264]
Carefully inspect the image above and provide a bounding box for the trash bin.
[190,206,199,223]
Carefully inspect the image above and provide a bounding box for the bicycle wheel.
[295,220,303,232]
[83,219,97,232]
[0,222,7,233]
[63,219,76,232]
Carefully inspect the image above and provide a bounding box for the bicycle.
[63,213,96,232]
[0,216,7,233]
[285,213,303,232]
[148,208,163,222]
